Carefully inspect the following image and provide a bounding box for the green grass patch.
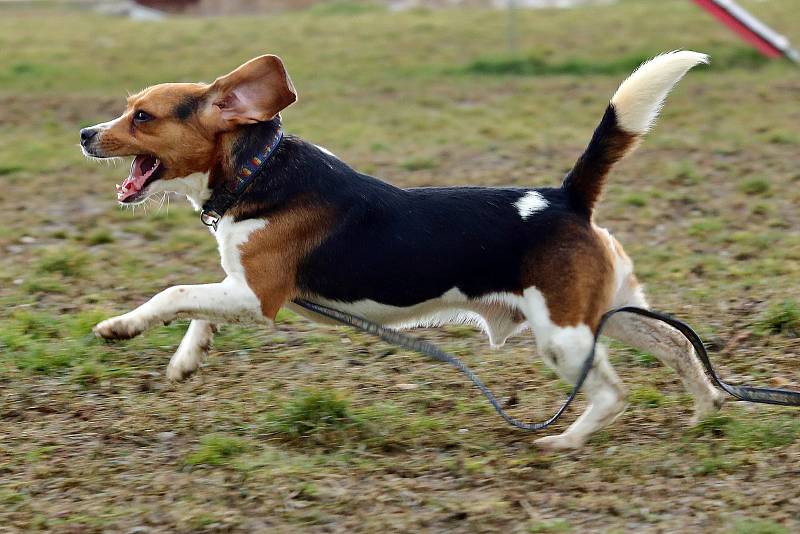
[274,307,300,324]
[753,300,799,337]
[0,165,23,176]
[730,518,789,534]
[737,177,771,196]
[188,513,220,530]
[0,489,26,506]
[462,48,769,78]
[529,519,572,533]
[445,325,477,338]
[13,345,74,374]
[263,388,442,450]
[692,414,734,436]
[71,359,112,387]
[399,156,439,171]
[463,53,648,77]
[358,402,442,450]
[36,247,89,277]
[185,434,249,466]
[0,309,110,375]
[766,131,799,145]
[631,349,658,368]
[307,0,384,16]
[86,229,115,245]
[629,386,666,408]
[729,419,800,450]
[22,275,68,294]
[693,414,800,450]
[263,388,362,445]
[688,217,724,238]
[669,161,703,186]
[622,193,647,207]
[693,456,738,476]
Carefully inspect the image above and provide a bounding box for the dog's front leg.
[165,320,218,381]
[94,277,265,340]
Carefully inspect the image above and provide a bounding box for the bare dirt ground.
[1,1,799,532]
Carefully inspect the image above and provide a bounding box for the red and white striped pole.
[692,0,799,63]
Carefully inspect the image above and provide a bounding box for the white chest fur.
[165,175,267,282]
[213,216,268,280]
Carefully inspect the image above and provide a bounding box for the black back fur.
[227,120,592,306]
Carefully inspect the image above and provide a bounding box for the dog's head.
[80,55,296,204]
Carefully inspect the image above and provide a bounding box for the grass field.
[1,0,799,532]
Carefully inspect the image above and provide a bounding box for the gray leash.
[292,299,800,431]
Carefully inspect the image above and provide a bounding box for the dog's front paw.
[94,315,146,340]
[166,350,204,381]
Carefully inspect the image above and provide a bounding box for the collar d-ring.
[200,209,221,230]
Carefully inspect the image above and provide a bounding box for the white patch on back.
[514,191,549,220]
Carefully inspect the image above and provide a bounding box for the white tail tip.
[610,51,709,135]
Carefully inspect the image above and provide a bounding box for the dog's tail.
[561,51,708,213]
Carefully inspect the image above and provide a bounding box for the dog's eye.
[133,110,153,123]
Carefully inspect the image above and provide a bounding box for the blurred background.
[1,0,798,532]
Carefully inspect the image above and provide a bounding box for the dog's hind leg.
[603,304,724,424]
[520,289,627,450]
[166,320,218,381]
[600,230,724,423]
[537,333,626,450]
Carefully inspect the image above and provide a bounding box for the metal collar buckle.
[200,209,221,230]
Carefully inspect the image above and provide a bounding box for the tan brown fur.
[608,231,642,293]
[239,203,334,320]
[594,224,645,309]
[97,83,219,179]
[86,55,296,184]
[521,220,616,329]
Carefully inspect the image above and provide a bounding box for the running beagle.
[81,51,723,449]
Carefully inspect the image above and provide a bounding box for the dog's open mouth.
[116,155,164,203]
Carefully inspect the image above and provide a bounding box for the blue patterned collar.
[201,128,284,230]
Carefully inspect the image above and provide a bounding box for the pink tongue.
[116,156,157,201]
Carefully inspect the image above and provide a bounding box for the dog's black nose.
[80,128,98,145]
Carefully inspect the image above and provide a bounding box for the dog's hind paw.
[690,389,726,426]
[534,434,585,451]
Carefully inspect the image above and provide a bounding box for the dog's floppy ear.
[208,55,297,129]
